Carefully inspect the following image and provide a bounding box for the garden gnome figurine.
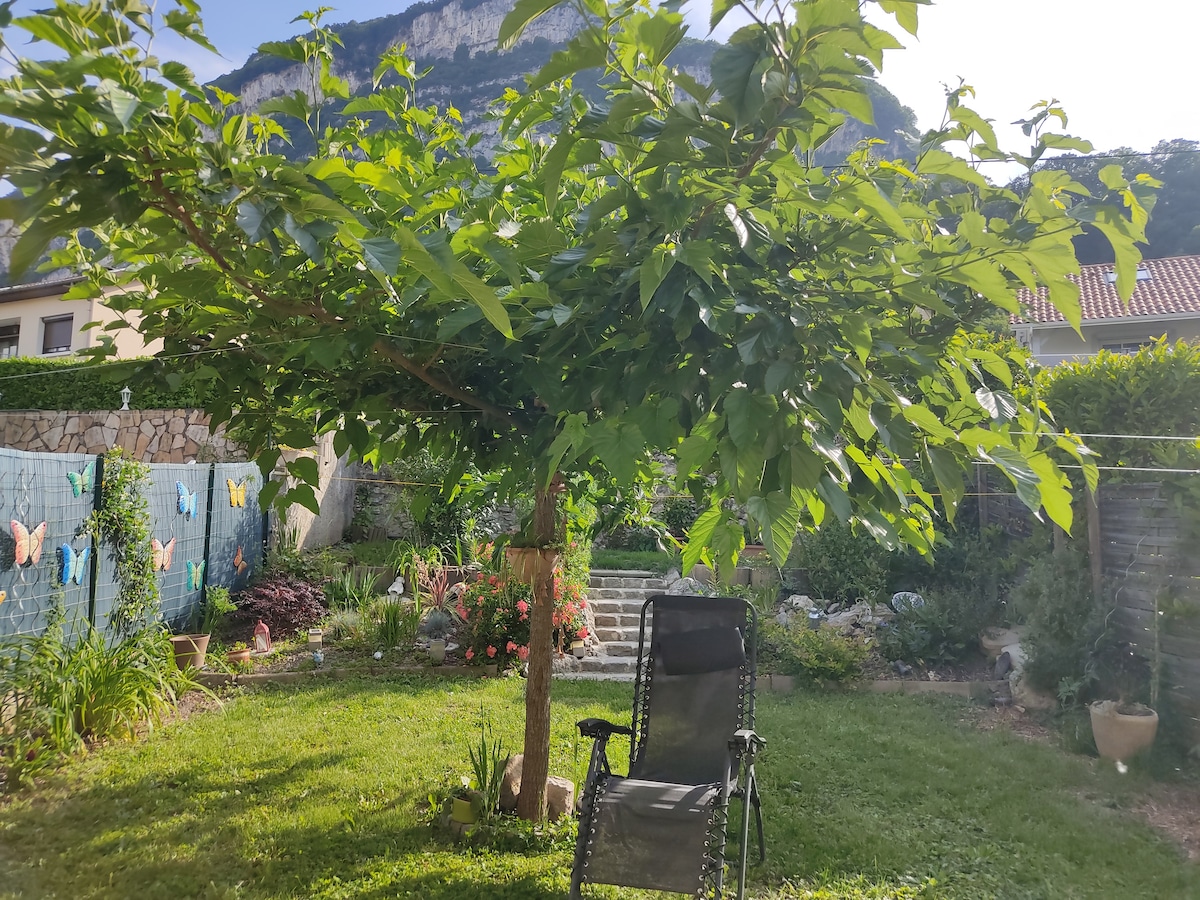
[254,618,272,654]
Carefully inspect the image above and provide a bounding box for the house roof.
[0,273,82,304]
[1015,254,1200,326]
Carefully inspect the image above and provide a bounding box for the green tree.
[0,0,1153,818]
[1015,139,1200,263]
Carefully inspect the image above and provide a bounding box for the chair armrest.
[577,718,633,739]
[731,729,766,753]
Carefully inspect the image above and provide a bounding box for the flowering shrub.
[552,541,591,651]
[456,540,592,666]
[457,573,532,669]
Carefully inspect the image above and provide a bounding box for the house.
[1011,254,1200,366]
[0,274,160,360]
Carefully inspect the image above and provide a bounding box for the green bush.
[1035,338,1200,476]
[876,589,986,667]
[788,521,889,604]
[757,622,867,683]
[1010,549,1105,694]
[0,357,207,410]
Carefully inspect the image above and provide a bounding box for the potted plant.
[1087,638,1158,762]
[449,784,483,825]
[227,641,252,665]
[169,632,210,670]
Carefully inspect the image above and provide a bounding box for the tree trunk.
[516,480,560,821]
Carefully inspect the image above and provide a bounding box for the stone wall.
[0,408,246,462]
[0,409,354,550]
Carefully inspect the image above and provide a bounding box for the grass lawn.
[0,677,1195,899]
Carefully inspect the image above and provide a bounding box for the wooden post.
[1086,486,1103,601]
[516,478,562,822]
[976,463,990,530]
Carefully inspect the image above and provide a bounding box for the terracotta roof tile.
[1014,254,1200,325]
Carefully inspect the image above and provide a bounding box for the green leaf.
[926,445,964,524]
[361,237,402,276]
[639,245,676,311]
[746,489,802,566]
[710,35,768,128]
[877,0,922,35]
[287,455,320,485]
[682,503,721,573]
[498,0,565,50]
[589,421,645,484]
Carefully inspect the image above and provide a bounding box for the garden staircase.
[557,570,665,681]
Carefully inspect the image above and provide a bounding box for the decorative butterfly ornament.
[227,478,248,508]
[176,481,199,519]
[67,461,96,498]
[11,520,47,566]
[0,590,6,605]
[186,560,206,591]
[151,537,176,572]
[60,544,90,585]
[233,545,248,575]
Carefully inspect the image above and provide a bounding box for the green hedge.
[0,357,207,411]
[1036,338,1200,475]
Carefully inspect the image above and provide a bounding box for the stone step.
[590,598,650,613]
[579,654,638,674]
[588,587,656,601]
[592,612,647,629]
[553,671,636,682]
[588,575,667,590]
[601,641,640,658]
[593,625,650,644]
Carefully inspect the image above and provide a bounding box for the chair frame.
[570,594,765,899]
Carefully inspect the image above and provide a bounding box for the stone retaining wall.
[0,408,246,462]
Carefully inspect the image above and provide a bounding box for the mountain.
[213,0,918,160]
[1,0,918,286]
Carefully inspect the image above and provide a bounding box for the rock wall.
[0,409,353,550]
[0,408,245,462]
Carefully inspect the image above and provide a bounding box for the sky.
[6,0,1200,155]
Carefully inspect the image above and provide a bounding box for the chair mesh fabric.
[583,778,719,892]
[633,596,749,785]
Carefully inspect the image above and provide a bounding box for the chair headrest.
[654,625,747,676]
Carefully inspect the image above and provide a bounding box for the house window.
[1103,267,1152,284]
[1101,341,1148,355]
[0,323,18,359]
[41,315,73,354]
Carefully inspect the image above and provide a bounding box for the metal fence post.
[86,453,104,628]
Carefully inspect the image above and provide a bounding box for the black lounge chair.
[570,594,765,899]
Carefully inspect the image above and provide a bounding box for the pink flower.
[488,575,498,586]
[577,627,589,639]
[465,648,474,661]
[517,645,529,661]
[516,599,529,614]
[506,640,518,653]
[486,645,497,658]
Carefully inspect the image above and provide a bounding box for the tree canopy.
[0,0,1158,817]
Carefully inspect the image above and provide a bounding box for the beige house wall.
[1013,316,1200,366]
[0,284,162,359]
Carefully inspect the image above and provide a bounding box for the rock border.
[762,674,1009,701]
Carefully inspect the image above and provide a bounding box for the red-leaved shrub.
[232,573,327,638]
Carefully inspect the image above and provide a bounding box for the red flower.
[486,645,497,658]
[465,648,475,661]
[577,627,589,639]
[517,645,529,661]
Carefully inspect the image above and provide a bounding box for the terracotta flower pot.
[227,647,252,665]
[1089,700,1158,761]
[169,634,210,670]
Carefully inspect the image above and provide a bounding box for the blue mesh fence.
[0,449,266,641]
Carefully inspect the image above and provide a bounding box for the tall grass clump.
[0,617,199,788]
